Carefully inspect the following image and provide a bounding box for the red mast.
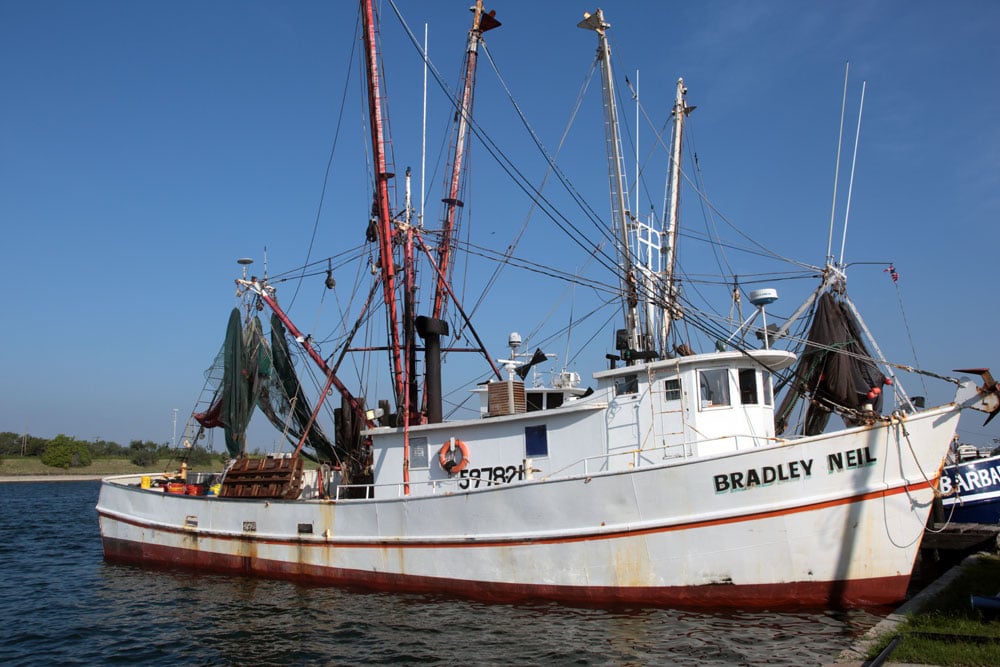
[361,0,405,409]
[432,1,500,321]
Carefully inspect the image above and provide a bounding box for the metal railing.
[330,432,783,501]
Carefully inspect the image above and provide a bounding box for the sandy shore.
[0,475,106,483]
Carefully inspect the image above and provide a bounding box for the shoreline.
[0,474,106,483]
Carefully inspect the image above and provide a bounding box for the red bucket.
[186,484,204,496]
[166,482,186,495]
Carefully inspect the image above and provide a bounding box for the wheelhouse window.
[763,375,774,406]
[664,378,681,401]
[699,369,731,408]
[738,369,758,404]
[614,374,638,396]
[525,425,548,458]
[526,392,566,412]
[410,436,429,469]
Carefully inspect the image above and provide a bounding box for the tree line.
[0,431,219,469]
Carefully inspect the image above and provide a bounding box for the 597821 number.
[458,465,525,489]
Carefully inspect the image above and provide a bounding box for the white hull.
[98,404,955,607]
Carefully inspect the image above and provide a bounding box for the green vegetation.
[866,554,1000,666]
[0,430,224,476]
[41,434,93,468]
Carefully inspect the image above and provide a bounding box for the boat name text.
[713,446,878,493]
[940,460,1000,497]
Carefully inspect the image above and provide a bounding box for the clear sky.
[2,1,998,449]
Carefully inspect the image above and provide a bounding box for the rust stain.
[610,537,654,587]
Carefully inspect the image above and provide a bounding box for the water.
[0,481,884,666]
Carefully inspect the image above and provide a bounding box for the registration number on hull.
[458,465,526,489]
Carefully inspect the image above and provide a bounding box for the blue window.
[525,425,548,457]
[410,436,429,469]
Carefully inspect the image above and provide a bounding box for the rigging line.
[674,228,821,269]
[681,271,820,285]
[671,155,819,273]
[459,238,615,290]
[687,129,735,280]
[457,240,619,296]
[622,77,672,220]
[523,262,612,350]
[268,245,369,282]
[331,247,379,348]
[475,42,618,260]
[890,271,929,396]
[328,277,383,374]
[523,295,617,364]
[664,143,816,271]
[468,49,601,319]
[413,232,503,380]
[477,38,614,245]
[611,49,669,228]
[287,10,361,311]
[568,309,620,367]
[292,346,343,454]
[553,244,612,364]
[386,1,619,267]
[588,59,814,275]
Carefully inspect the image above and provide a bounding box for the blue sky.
[2,1,998,449]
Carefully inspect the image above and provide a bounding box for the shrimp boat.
[97,2,1000,607]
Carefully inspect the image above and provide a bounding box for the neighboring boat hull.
[98,405,956,608]
[941,453,1000,524]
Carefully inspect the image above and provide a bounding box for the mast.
[661,78,690,348]
[579,10,647,359]
[360,0,405,410]
[432,0,500,321]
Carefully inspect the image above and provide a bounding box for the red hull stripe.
[100,535,909,608]
[98,478,933,550]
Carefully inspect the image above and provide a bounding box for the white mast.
[661,78,689,350]
[578,9,644,355]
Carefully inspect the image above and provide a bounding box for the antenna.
[237,257,254,280]
[826,62,849,265]
[635,69,639,217]
[725,288,778,349]
[838,80,866,267]
[420,23,428,227]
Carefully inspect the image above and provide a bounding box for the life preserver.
[438,438,470,474]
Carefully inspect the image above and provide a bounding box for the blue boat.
[940,445,1000,524]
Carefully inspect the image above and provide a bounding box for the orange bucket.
[166,482,186,494]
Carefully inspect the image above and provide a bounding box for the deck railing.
[331,432,783,501]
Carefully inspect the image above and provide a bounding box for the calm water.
[0,481,884,666]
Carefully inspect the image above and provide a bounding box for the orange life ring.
[438,438,470,474]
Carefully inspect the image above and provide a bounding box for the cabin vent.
[184,515,198,529]
[242,521,257,533]
[488,380,526,416]
[297,523,313,535]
